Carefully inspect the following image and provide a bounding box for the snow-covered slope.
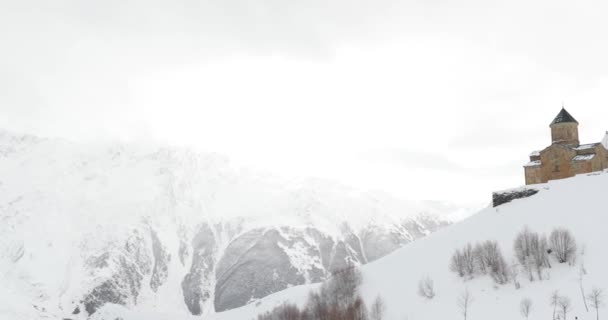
[197,169,608,320]
[0,130,474,320]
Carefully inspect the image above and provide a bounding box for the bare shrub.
[310,265,366,320]
[450,248,466,277]
[519,298,532,320]
[370,296,385,320]
[514,227,550,281]
[257,303,301,320]
[259,266,367,320]
[514,227,535,265]
[509,260,521,289]
[462,243,475,276]
[418,276,435,299]
[550,228,577,264]
[477,240,510,285]
[450,243,475,278]
[473,243,487,274]
[530,234,551,280]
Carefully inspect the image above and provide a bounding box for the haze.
[2,0,608,204]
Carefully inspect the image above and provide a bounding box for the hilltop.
[197,169,608,320]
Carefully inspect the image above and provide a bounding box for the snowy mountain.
[0,130,474,320]
[177,168,608,320]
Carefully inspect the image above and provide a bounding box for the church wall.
[539,145,577,182]
[524,166,542,185]
[597,146,608,170]
[550,123,579,146]
[572,160,592,175]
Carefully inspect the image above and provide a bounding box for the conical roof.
[550,108,578,125]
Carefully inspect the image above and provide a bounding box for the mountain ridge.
[0,129,479,319]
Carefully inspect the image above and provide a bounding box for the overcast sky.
[2,0,608,205]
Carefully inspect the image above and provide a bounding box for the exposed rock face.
[215,229,306,312]
[360,227,409,262]
[83,230,152,314]
[150,229,170,293]
[492,188,539,207]
[182,223,217,315]
[75,215,449,316]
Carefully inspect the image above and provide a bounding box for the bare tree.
[514,227,551,281]
[520,298,533,320]
[509,260,521,289]
[370,296,385,320]
[579,264,589,312]
[587,287,604,320]
[550,228,577,264]
[473,240,510,284]
[418,276,435,299]
[462,243,476,277]
[279,303,302,320]
[514,227,535,266]
[306,291,329,320]
[474,243,487,274]
[326,266,363,308]
[489,248,510,285]
[558,296,572,320]
[457,289,473,320]
[514,227,548,281]
[531,234,551,280]
[550,290,560,320]
[346,296,369,320]
[256,303,301,320]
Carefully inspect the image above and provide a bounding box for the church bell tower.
[550,108,579,146]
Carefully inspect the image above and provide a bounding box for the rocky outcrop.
[75,215,451,316]
[82,230,152,314]
[182,223,217,315]
[150,229,170,292]
[492,188,539,207]
[214,229,307,312]
[360,227,409,262]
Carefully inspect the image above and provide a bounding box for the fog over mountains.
[0,130,479,319]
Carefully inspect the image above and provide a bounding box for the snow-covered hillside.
[180,169,608,320]
[0,130,476,320]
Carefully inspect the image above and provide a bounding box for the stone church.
[524,108,608,185]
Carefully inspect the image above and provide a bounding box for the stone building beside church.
[524,108,608,185]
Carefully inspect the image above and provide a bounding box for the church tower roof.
[550,108,578,126]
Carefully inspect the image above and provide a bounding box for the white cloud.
[2,0,608,204]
